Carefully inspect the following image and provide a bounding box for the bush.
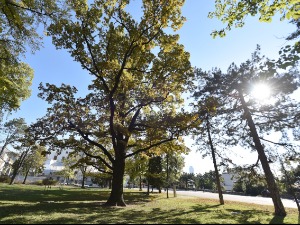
[42,178,58,186]
[0,175,11,183]
[34,180,43,186]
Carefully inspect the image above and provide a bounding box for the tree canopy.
[0,0,64,114]
[209,0,300,38]
[209,0,300,69]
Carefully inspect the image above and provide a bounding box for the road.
[175,190,298,209]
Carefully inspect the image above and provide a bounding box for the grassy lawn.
[0,184,299,224]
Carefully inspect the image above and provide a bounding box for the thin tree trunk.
[166,153,169,198]
[81,174,86,189]
[10,151,28,185]
[139,175,142,191]
[206,114,224,205]
[104,150,126,206]
[173,185,177,197]
[147,179,150,195]
[23,161,33,184]
[239,90,286,217]
[22,168,30,184]
[108,179,112,189]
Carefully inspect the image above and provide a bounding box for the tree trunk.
[22,168,30,184]
[104,152,126,206]
[139,175,142,191]
[147,179,150,195]
[10,151,27,185]
[173,185,177,197]
[108,179,112,189]
[23,161,33,184]
[206,114,224,205]
[166,153,169,198]
[81,174,86,189]
[239,90,286,217]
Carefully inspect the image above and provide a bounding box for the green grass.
[0,184,299,224]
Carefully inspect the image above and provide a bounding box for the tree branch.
[125,137,174,159]
[68,121,115,164]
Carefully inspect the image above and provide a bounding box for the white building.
[43,149,98,185]
[43,150,69,176]
[0,148,17,176]
[189,166,194,174]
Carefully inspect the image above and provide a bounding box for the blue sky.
[10,1,296,174]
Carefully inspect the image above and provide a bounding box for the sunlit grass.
[0,184,298,224]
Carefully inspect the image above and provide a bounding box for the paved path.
[176,190,298,209]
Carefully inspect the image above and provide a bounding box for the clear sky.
[10,1,296,174]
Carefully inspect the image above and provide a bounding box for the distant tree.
[69,152,95,189]
[126,153,148,191]
[90,172,112,188]
[57,156,76,185]
[280,159,300,213]
[147,156,164,193]
[202,171,218,191]
[192,98,225,205]
[232,168,267,196]
[21,145,47,184]
[161,141,187,198]
[0,118,29,185]
[0,118,27,158]
[30,0,194,206]
[179,172,195,190]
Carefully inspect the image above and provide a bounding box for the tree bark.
[139,175,142,191]
[206,114,224,205]
[23,161,33,184]
[166,153,169,198]
[173,185,177,197]
[147,179,150,195]
[104,148,126,206]
[81,174,86,189]
[22,168,30,184]
[238,90,286,217]
[10,151,28,185]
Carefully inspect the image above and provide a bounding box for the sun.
[251,83,271,101]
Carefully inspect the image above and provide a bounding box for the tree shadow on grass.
[269,215,285,224]
[0,202,222,224]
[0,187,152,205]
[0,201,296,224]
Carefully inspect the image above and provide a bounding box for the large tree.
[30,0,194,206]
[193,46,300,216]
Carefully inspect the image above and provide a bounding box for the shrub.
[42,178,58,186]
[34,180,43,186]
[0,175,11,183]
